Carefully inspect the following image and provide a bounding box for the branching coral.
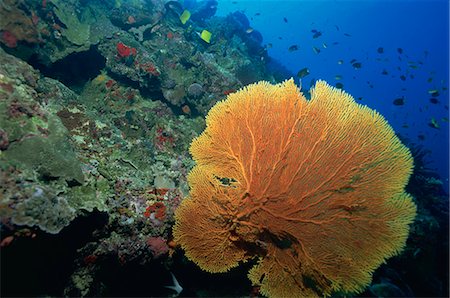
[173,79,416,297]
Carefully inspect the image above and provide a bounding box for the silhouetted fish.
[297,67,310,78]
[393,97,405,106]
[288,45,299,52]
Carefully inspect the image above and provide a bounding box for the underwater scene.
[0,0,448,297]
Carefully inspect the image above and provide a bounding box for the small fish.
[312,31,322,38]
[165,272,183,296]
[278,36,283,40]
[442,117,449,122]
[337,59,344,65]
[297,67,310,78]
[332,41,340,45]
[429,98,439,104]
[418,134,425,140]
[381,69,389,75]
[266,43,273,49]
[352,62,362,69]
[393,97,405,106]
[356,97,363,101]
[428,118,440,129]
[335,82,344,89]
[402,123,409,128]
[335,75,342,80]
[322,42,327,48]
[179,10,191,24]
[408,63,418,69]
[377,47,384,54]
[246,27,254,33]
[283,17,288,23]
[397,48,403,54]
[288,44,299,52]
[312,46,321,54]
[255,12,261,16]
[343,33,351,37]
[427,77,433,83]
[400,75,406,81]
[429,90,440,97]
[350,59,357,64]
[335,25,340,31]
[198,29,212,43]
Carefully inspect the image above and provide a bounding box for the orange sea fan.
[173,79,416,297]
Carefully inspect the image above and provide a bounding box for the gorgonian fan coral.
[173,79,416,297]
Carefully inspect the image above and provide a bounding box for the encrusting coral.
[173,79,417,297]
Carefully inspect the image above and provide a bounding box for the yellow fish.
[180,10,191,25]
[199,30,212,43]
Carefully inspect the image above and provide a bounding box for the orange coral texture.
[173,79,416,297]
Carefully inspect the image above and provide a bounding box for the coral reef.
[0,1,446,297]
[173,80,416,297]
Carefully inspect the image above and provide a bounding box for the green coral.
[3,115,84,183]
[66,180,111,212]
[51,0,91,45]
[11,184,76,234]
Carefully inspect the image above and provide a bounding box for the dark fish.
[335,25,340,31]
[332,41,339,45]
[418,134,425,140]
[311,29,318,33]
[288,45,299,52]
[429,98,439,104]
[335,82,344,89]
[393,97,405,106]
[352,62,362,69]
[397,48,403,54]
[402,123,409,128]
[381,69,389,75]
[278,36,283,40]
[427,77,433,83]
[350,59,357,64]
[312,46,321,54]
[297,67,310,78]
[312,31,322,38]
[356,97,363,101]
[344,33,351,37]
[400,75,406,81]
[255,12,261,16]
[377,47,384,54]
[283,17,288,23]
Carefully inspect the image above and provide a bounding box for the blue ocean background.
[217,0,450,191]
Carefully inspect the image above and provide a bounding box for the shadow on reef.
[28,46,106,92]
[1,211,108,297]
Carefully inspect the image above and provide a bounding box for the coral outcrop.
[173,79,417,297]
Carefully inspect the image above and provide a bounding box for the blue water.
[216,0,449,191]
